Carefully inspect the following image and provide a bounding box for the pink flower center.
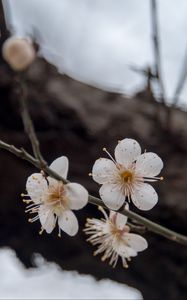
[46,182,68,214]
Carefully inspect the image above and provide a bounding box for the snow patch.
[0,249,142,299]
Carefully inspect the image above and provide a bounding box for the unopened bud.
[2,37,36,71]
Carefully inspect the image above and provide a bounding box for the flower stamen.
[39,228,44,235]
[120,170,134,183]
[85,208,148,268]
[103,148,116,164]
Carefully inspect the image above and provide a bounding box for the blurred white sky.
[3,0,187,106]
[0,249,142,299]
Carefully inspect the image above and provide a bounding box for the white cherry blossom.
[92,138,163,211]
[84,207,148,268]
[23,156,88,237]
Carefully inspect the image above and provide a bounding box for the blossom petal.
[115,212,128,230]
[58,210,78,236]
[49,156,69,179]
[114,138,141,167]
[39,206,55,234]
[65,183,88,210]
[117,243,137,257]
[99,183,125,210]
[125,233,148,252]
[109,210,116,219]
[26,173,48,204]
[109,211,127,229]
[114,203,129,229]
[47,176,59,189]
[131,183,158,210]
[123,246,137,257]
[92,158,118,184]
[109,205,129,231]
[135,152,163,177]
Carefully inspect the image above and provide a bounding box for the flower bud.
[2,37,36,71]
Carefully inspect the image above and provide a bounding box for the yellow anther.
[124,264,129,269]
[39,228,44,235]
[120,170,133,183]
[21,193,29,197]
[98,206,103,212]
[23,199,32,204]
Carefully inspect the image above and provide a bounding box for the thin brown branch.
[0,140,39,168]
[15,75,47,169]
[127,222,146,234]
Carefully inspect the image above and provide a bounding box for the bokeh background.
[0,1,187,299]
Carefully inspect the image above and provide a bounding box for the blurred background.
[0,1,187,299]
